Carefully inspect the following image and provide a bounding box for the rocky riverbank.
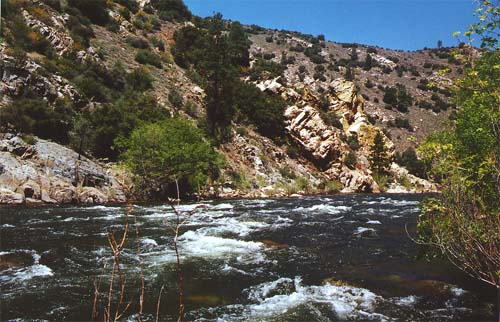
[0,132,436,205]
[0,134,126,204]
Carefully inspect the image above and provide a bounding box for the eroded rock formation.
[0,134,126,204]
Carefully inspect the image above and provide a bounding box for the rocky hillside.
[0,0,468,203]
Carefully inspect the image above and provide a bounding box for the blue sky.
[183,0,478,51]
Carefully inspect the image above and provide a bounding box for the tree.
[172,14,252,143]
[151,0,192,22]
[0,98,74,144]
[70,116,95,160]
[383,83,413,112]
[121,120,223,198]
[344,64,354,81]
[396,147,426,178]
[363,53,374,71]
[437,39,443,48]
[369,131,391,174]
[418,0,500,315]
[67,0,109,25]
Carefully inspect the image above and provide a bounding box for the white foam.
[140,249,178,265]
[294,204,351,214]
[140,238,158,247]
[366,220,382,225]
[245,277,384,320]
[394,295,418,306]
[12,264,53,282]
[213,203,234,210]
[179,231,264,262]
[449,287,466,297]
[1,224,15,228]
[221,264,251,276]
[198,217,269,237]
[63,216,90,222]
[354,227,376,235]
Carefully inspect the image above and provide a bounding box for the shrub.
[234,81,287,140]
[263,52,275,60]
[383,84,413,112]
[317,179,342,194]
[67,0,109,25]
[87,92,169,159]
[106,18,120,32]
[396,147,426,178]
[313,72,326,81]
[265,36,273,43]
[41,0,61,10]
[151,0,192,22]
[127,36,150,49]
[418,100,433,110]
[279,166,297,180]
[0,98,74,144]
[121,119,222,198]
[126,67,154,91]
[391,117,411,130]
[168,88,183,108]
[290,44,305,52]
[135,49,162,68]
[320,111,343,129]
[344,151,357,169]
[249,58,285,80]
[309,54,327,64]
[115,0,139,13]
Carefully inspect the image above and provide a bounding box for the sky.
[183,0,478,51]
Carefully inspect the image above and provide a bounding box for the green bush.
[396,147,426,178]
[234,81,287,140]
[344,151,357,169]
[126,67,154,91]
[151,0,192,22]
[0,98,74,144]
[347,135,360,150]
[121,119,222,198]
[383,84,413,112]
[249,58,285,81]
[86,92,169,159]
[67,0,109,25]
[168,88,183,108]
[279,166,297,180]
[127,36,150,49]
[115,0,139,13]
[135,49,162,68]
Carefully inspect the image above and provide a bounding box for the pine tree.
[369,131,391,174]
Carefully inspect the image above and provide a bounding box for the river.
[0,194,496,321]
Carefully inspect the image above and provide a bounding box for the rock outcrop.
[0,45,86,107]
[0,134,127,204]
[284,104,345,164]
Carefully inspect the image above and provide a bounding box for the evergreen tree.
[369,131,391,174]
[363,53,374,71]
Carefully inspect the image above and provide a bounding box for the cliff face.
[0,134,127,204]
[0,0,451,203]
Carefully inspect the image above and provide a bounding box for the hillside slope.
[0,0,469,203]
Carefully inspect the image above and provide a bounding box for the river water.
[0,194,496,321]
